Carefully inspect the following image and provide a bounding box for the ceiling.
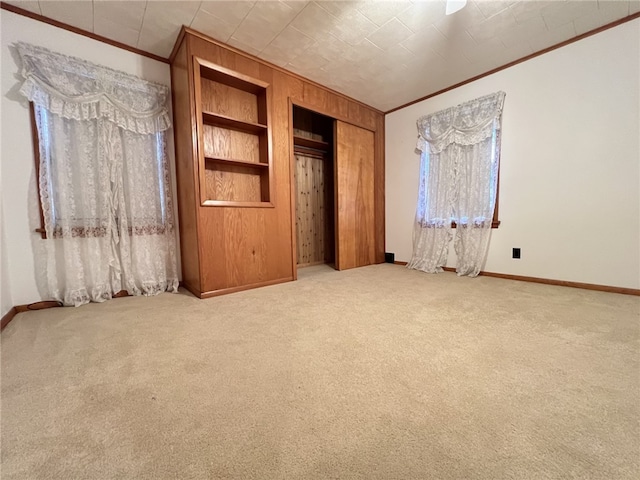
[5,1,639,111]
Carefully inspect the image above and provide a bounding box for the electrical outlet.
[512,248,521,259]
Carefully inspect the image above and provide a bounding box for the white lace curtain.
[16,42,179,306]
[408,91,505,277]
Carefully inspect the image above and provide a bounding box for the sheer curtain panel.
[409,91,505,277]
[16,42,179,306]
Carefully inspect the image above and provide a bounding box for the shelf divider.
[202,111,267,134]
[205,156,269,169]
[293,135,329,151]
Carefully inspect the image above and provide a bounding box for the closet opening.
[292,105,336,270]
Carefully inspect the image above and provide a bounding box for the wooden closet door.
[335,121,376,270]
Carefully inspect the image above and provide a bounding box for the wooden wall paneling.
[291,97,378,133]
[374,115,385,263]
[205,163,263,202]
[295,152,329,266]
[348,102,377,131]
[224,208,268,286]
[178,28,384,116]
[347,102,364,128]
[295,153,309,265]
[332,120,341,270]
[289,94,382,272]
[266,68,294,280]
[261,64,275,204]
[173,30,383,296]
[302,83,328,111]
[328,95,350,120]
[324,148,335,266]
[199,78,259,123]
[293,107,314,138]
[189,42,293,294]
[203,126,260,163]
[170,37,201,294]
[286,95,300,279]
[335,121,376,270]
[191,56,209,206]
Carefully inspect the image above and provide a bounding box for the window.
[17,41,179,306]
[409,91,505,276]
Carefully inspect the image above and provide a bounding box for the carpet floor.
[1,264,638,479]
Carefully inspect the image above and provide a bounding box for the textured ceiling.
[5,1,639,111]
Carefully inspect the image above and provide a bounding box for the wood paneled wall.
[171,28,384,296]
[295,152,334,267]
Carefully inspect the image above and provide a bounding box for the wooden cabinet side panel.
[189,36,294,292]
[335,121,376,270]
[374,114,385,263]
[268,68,297,280]
[170,39,201,293]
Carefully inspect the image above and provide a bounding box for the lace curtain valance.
[416,91,505,154]
[16,42,171,134]
[15,43,178,306]
[409,91,506,277]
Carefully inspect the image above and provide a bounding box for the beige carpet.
[1,264,638,479]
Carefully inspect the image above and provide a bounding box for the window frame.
[450,176,501,229]
[29,102,172,240]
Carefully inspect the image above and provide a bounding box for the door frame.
[288,98,377,279]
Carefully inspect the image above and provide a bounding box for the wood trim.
[201,112,267,133]
[195,55,271,90]
[14,300,63,312]
[201,200,274,208]
[192,55,208,206]
[1,307,17,331]
[393,261,639,296]
[288,98,299,281]
[293,146,326,159]
[332,120,341,270]
[1,300,63,331]
[205,156,269,169]
[178,26,384,115]
[184,37,206,294]
[293,135,329,151]
[451,221,501,229]
[385,12,640,114]
[291,98,377,133]
[376,115,386,263]
[297,260,328,268]
[0,2,168,64]
[199,276,294,298]
[169,26,188,65]
[180,280,201,298]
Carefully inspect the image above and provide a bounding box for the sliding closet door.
[335,121,376,270]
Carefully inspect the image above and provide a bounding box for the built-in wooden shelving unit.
[170,27,384,298]
[194,57,272,206]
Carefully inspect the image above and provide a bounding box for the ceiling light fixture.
[445,0,467,15]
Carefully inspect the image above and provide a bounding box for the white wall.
[386,19,640,289]
[1,10,180,308]
[1,196,13,318]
